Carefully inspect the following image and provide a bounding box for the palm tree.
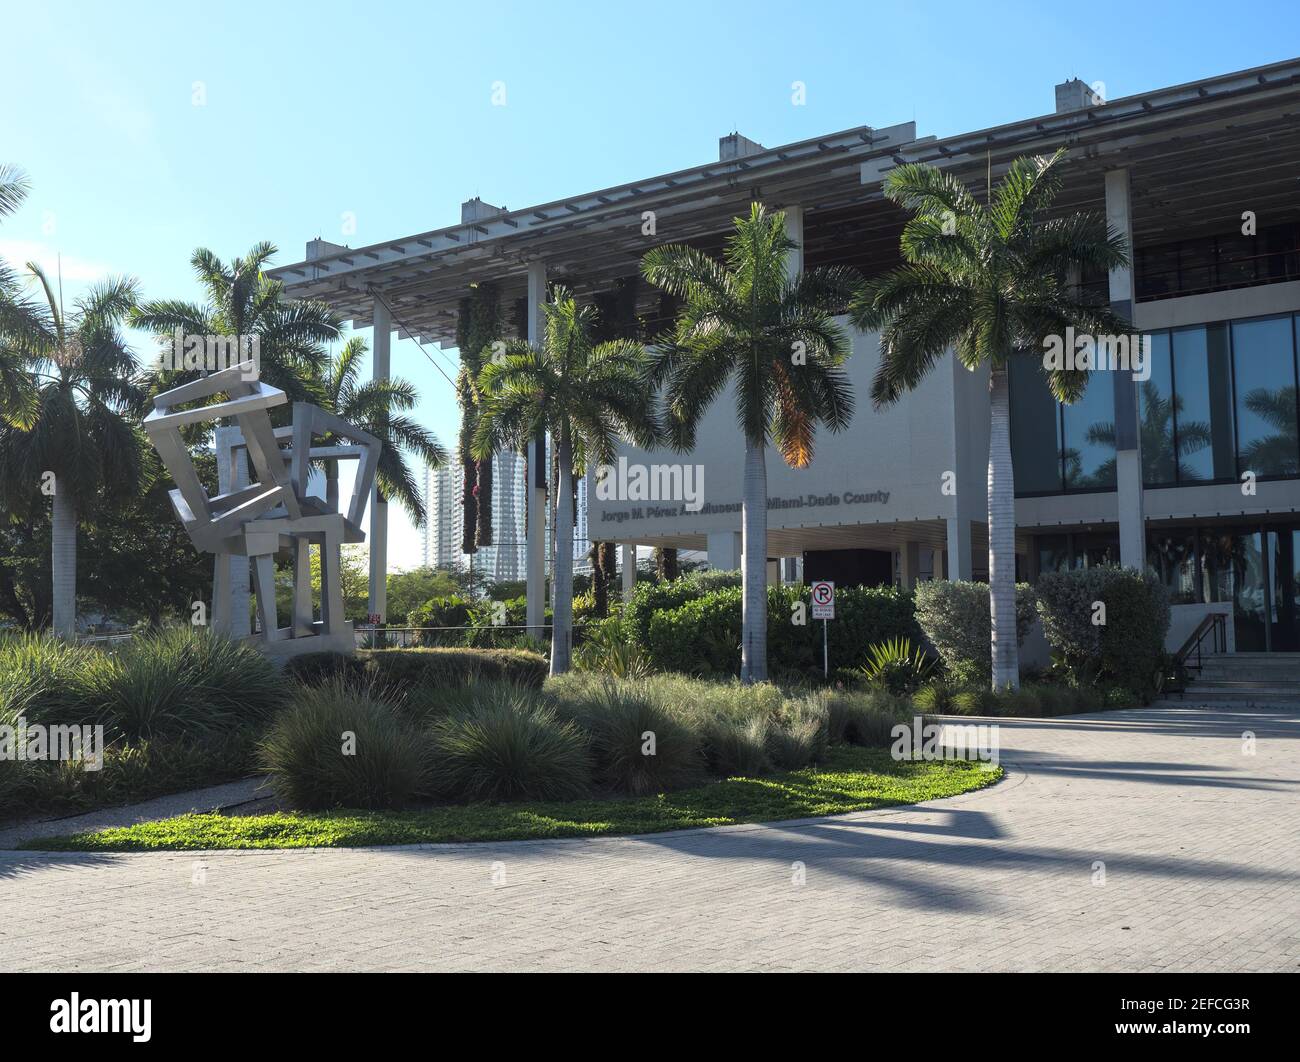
[473,286,658,675]
[849,148,1129,689]
[0,267,147,636]
[133,243,340,633]
[321,335,447,523]
[132,242,338,412]
[0,164,39,428]
[643,203,858,683]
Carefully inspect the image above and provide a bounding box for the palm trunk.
[550,434,575,676]
[740,441,768,683]
[988,364,1020,690]
[592,542,608,618]
[51,488,76,638]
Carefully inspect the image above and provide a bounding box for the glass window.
[1232,316,1298,478]
[1147,530,1198,603]
[1061,371,1116,490]
[1036,534,1070,574]
[1010,354,1062,494]
[1075,532,1120,569]
[1139,332,1176,486]
[1172,324,1236,482]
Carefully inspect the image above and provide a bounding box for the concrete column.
[707,530,741,571]
[525,262,548,637]
[215,425,251,636]
[367,296,391,623]
[945,518,972,581]
[1105,168,1146,572]
[898,541,921,589]
[621,543,637,602]
[783,204,804,279]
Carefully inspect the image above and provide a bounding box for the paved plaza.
[2,703,1297,972]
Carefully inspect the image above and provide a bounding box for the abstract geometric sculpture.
[143,361,381,659]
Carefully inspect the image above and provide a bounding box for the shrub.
[258,680,430,810]
[1034,567,1170,699]
[406,595,473,647]
[560,680,703,794]
[913,677,959,714]
[429,687,591,802]
[825,689,907,747]
[1103,686,1137,709]
[768,694,830,769]
[702,715,772,777]
[645,588,744,674]
[363,647,548,690]
[623,570,743,650]
[950,687,996,716]
[0,732,258,820]
[860,637,936,695]
[914,580,1037,684]
[0,634,98,727]
[86,630,283,740]
[282,651,367,688]
[573,616,652,678]
[642,583,921,676]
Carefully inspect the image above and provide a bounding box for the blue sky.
[2,0,1296,565]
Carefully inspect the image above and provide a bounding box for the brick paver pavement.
[2,703,1297,971]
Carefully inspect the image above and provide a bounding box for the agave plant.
[860,636,936,696]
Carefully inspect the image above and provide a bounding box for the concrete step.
[1175,688,1299,702]
[1150,698,1297,708]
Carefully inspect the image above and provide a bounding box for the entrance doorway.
[1199,525,1300,651]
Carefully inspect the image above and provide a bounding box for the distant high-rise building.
[476,449,528,583]
[424,446,590,583]
[423,463,464,570]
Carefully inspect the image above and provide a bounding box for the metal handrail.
[1168,612,1227,698]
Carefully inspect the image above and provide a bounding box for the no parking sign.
[810,581,834,675]
[810,580,835,620]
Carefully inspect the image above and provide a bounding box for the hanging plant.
[455,282,503,552]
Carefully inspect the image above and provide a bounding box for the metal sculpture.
[143,361,380,659]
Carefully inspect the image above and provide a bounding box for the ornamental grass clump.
[562,680,704,795]
[259,679,429,810]
[429,685,592,802]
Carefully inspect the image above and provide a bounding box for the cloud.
[0,239,113,284]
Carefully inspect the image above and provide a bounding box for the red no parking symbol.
[811,580,835,619]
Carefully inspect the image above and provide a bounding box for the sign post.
[810,580,835,677]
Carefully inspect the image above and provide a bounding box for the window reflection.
[1061,372,1116,490]
[1232,316,1298,477]
[1173,323,1237,482]
[1147,531,1197,603]
[1012,313,1300,494]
